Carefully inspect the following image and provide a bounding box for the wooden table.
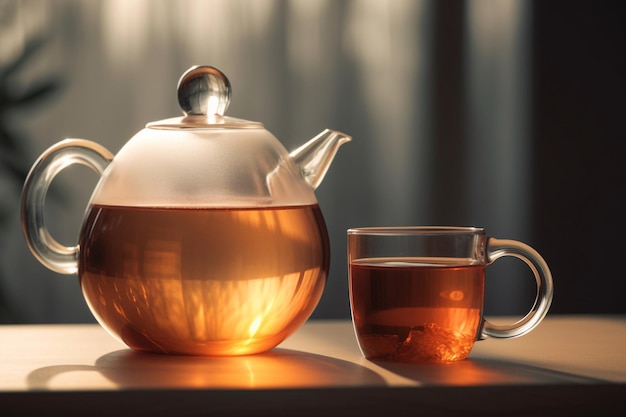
[1,316,624,416]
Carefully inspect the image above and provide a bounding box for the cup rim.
[347,226,485,235]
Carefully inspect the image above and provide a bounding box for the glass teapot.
[21,65,351,356]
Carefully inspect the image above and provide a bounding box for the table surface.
[1,315,625,416]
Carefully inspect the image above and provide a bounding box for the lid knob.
[177,66,231,116]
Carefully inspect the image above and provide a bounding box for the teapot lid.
[146,66,263,130]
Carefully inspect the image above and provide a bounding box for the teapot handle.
[20,139,114,274]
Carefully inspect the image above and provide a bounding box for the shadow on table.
[26,348,386,390]
[371,357,610,386]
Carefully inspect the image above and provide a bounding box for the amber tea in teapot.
[80,204,328,355]
[21,66,350,355]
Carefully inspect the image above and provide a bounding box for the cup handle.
[479,237,554,339]
[20,139,114,275]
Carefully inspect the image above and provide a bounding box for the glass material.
[20,66,350,355]
[348,226,553,362]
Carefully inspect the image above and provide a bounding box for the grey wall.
[1,0,623,323]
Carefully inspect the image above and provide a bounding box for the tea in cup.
[348,227,553,362]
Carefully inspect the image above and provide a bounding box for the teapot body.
[20,66,348,356]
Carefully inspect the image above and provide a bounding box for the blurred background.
[1,0,624,323]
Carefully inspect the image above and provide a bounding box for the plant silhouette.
[0,28,63,322]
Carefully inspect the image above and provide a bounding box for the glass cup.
[347,226,553,363]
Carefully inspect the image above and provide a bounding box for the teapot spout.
[289,129,351,189]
